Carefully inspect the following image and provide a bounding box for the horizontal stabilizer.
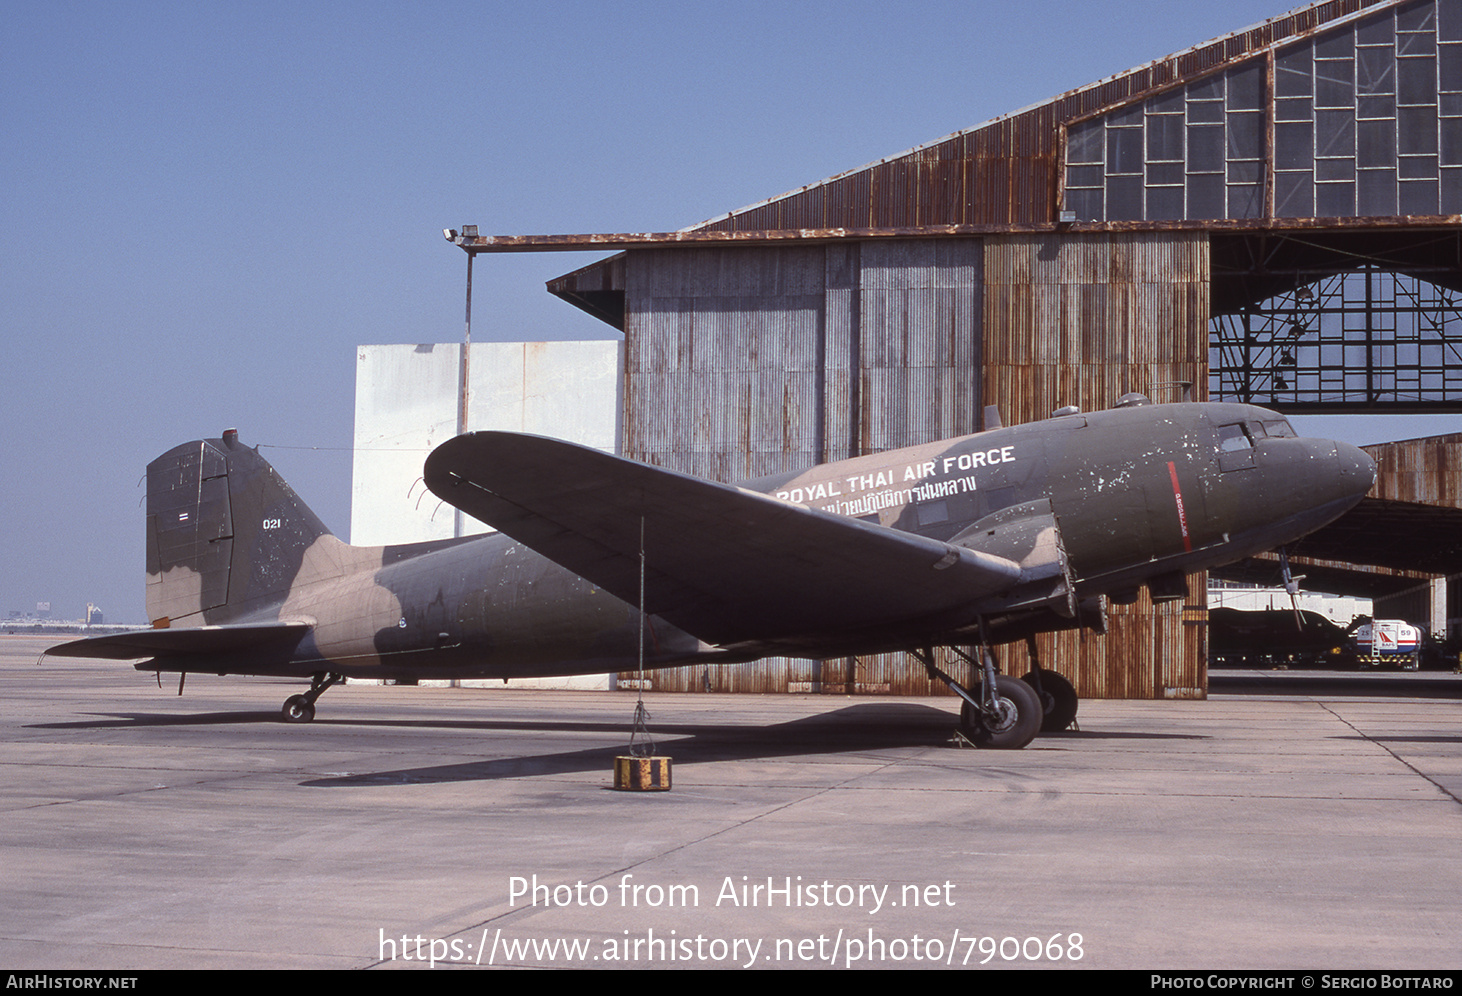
[424,432,1023,650]
[46,622,312,661]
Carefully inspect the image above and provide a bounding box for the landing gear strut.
[912,643,1041,750]
[281,672,342,723]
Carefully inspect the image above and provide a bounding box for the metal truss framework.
[1210,265,1462,412]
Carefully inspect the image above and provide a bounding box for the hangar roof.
[447,0,1438,258]
[468,0,1462,326]
[679,0,1409,233]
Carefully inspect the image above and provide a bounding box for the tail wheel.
[959,675,1041,749]
[281,695,315,723]
[279,672,340,723]
[1021,669,1079,732]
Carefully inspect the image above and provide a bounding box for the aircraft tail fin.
[146,430,333,626]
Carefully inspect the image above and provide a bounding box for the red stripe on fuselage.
[1167,460,1192,552]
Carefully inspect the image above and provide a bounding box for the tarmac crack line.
[1318,701,1462,809]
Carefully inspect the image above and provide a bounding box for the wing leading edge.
[424,432,1026,653]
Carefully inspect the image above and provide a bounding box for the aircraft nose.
[1282,437,1374,509]
[1335,441,1376,496]
[1217,432,1375,557]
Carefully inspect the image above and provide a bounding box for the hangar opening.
[443,0,1462,698]
[1212,255,1462,410]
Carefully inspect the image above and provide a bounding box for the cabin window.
[917,499,950,526]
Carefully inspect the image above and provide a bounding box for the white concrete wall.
[351,341,622,544]
[352,343,463,545]
[351,340,623,689]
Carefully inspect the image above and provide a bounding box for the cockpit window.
[1217,423,1252,452]
[1261,418,1295,438]
[1215,422,1257,471]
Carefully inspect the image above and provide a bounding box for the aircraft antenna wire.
[629,515,656,757]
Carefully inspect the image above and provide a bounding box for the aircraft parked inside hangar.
[48,395,1375,749]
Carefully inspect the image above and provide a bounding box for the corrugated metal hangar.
[445,0,1462,698]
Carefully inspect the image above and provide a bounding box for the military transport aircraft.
[47,396,1375,750]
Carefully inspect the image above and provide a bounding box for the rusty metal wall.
[1365,433,1462,634]
[983,232,1210,422]
[617,243,812,692]
[855,240,985,451]
[1365,433,1462,505]
[620,241,984,474]
[620,245,828,482]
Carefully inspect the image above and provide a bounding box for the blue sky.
[4,1,1453,622]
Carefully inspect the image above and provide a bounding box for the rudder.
[146,429,331,626]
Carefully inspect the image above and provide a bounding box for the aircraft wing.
[424,432,1025,651]
[47,622,312,661]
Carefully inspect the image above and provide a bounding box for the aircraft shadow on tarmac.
[305,702,973,787]
[29,702,1208,786]
[297,724,1209,789]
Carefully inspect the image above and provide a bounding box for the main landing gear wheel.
[281,695,315,723]
[1021,669,1078,733]
[959,675,1042,749]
